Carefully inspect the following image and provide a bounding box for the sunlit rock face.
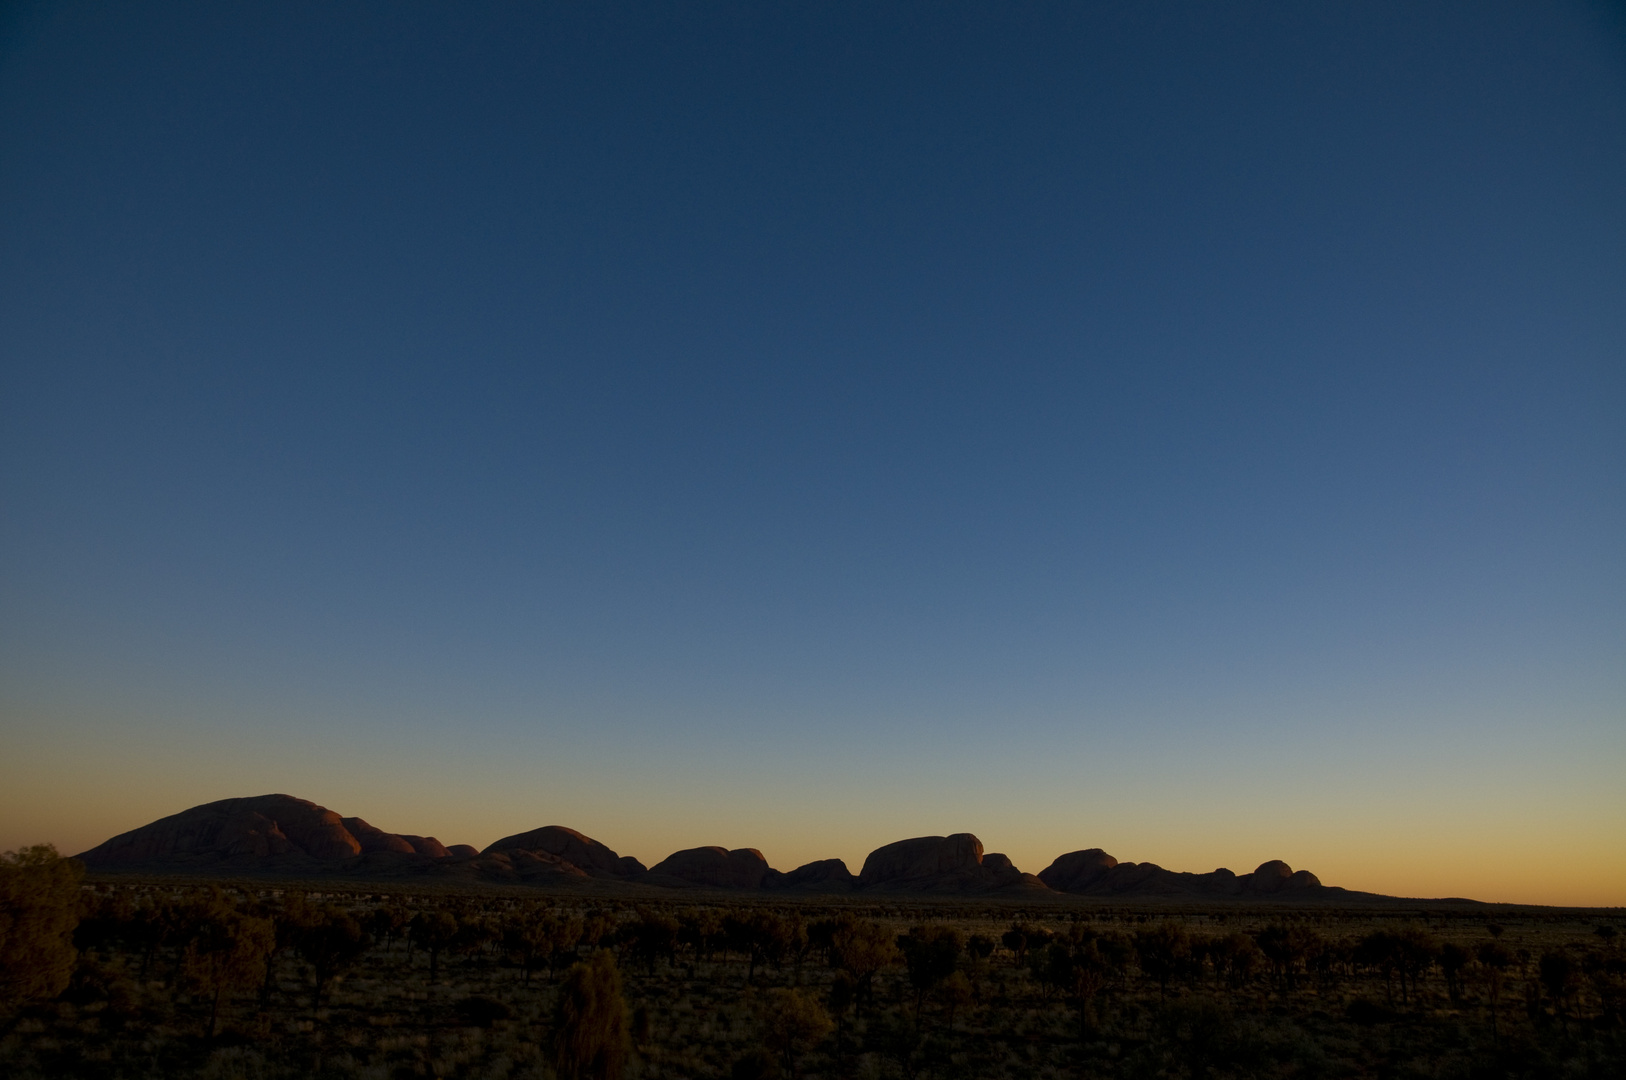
[481,824,646,878]
[650,846,773,889]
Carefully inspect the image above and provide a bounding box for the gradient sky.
[2,2,1623,907]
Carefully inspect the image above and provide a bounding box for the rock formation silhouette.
[75,793,1405,902]
[649,847,773,889]
[77,795,451,872]
[857,834,1047,893]
[1036,849,1335,899]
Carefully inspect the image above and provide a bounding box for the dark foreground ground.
[3,877,1622,1080]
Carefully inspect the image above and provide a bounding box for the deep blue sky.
[2,1,1623,902]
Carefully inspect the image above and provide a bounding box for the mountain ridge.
[72,793,1465,904]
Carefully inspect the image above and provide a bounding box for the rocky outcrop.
[1241,860,1322,894]
[482,825,646,879]
[1038,849,1336,900]
[856,834,1044,893]
[770,858,856,892]
[75,794,1408,901]
[76,795,447,871]
[649,847,773,889]
[1037,848,1118,892]
[858,834,983,886]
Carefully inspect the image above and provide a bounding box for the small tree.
[1539,950,1575,1029]
[554,949,631,1080]
[1439,943,1469,1006]
[1043,937,1109,1039]
[758,986,833,1079]
[412,909,460,985]
[183,909,275,1038]
[827,970,857,1066]
[1135,922,1191,1004]
[830,916,899,1008]
[939,970,974,1031]
[0,845,83,1014]
[1478,940,1513,1039]
[295,908,369,1009]
[898,924,961,1032]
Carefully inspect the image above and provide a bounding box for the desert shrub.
[554,949,631,1080]
[731,1046,781,1080]
[757,986,832,1078]
[453,993,512,1027]
[0,844,83,1014]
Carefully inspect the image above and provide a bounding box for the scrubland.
[2,861,1622,1078]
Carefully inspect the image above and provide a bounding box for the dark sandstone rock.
[1249,860,1295,890]
[466,848,592,883]
[482,825,645,878]
[858,834,984,887]
[341,817,417,856]
[650,846,773,889]
[78,794,366,869]
[855,834,1041,892]
[769,858,855,892]
[1038,848,1120,892]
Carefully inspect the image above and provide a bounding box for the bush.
[0,845,83,1014]
[555,950,631,1080]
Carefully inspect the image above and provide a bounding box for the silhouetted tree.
[624,909,681,972]
[1478,940,1513,1038]
[1042,936,1110,1039]
[1440,942,1469,1005]
[368,904,409,954]
[295,907,369,1009]
[1135,922,1191,1004]
[939,970,974,1031]
[899,923,962,1031]
[826,970,857,1067]
[1209,931,1263,989]
[1540,950,1576,1029]
[1393,927,1439,1006]
[1356,931,1402,1005]
[412,909,459,985]
[1256,924,1317,993]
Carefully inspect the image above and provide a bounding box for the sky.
[1,1,1623,907]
